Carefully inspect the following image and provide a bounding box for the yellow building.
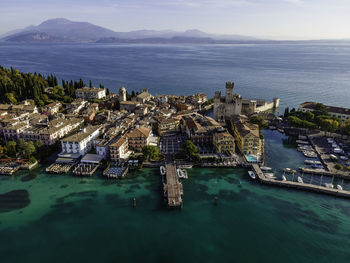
[232,116,262,161]
[213,132,235,154]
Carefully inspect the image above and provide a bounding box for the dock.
[163,164,183,208]
[72,163,99,176]
[0,166,19,175]
[46,163,74,174]
[252,164,350,199]
[103,166,128,178]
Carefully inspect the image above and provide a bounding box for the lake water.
[1,130,350,262]
[1,43,350,262]
[1,43,350,111]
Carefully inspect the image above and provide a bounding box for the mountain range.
[0,18,262,44]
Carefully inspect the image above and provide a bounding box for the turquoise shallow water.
[1,131,350,262]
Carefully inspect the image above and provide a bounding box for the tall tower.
[119,86,127,102]
[225,81,234,103]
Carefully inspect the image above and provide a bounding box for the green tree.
[142,145,162,161]
[23,141,35,158]
[249,115,268,129]
[180,140,200,162]
[6,141,17,157]
[5,93,17,104]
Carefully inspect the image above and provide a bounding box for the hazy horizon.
[1,0,350,40]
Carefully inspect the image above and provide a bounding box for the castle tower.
[273,98,280,108]
[119,86,127,102]
[225,81,234,103]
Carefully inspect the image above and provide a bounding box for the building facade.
[75,87,106,100]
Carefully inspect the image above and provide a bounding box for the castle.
[214,82,280,123]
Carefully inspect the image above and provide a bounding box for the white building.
[60,126,101,157]
[75,87,106,100]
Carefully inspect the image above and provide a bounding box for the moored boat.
[337,185,343,190]
[248,171,256,179]
[260,166,272,171]
[160,166,166,176]
[264,173,276,179]
[297,176,303,183]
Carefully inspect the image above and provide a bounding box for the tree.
[23,142,35,158]
[5,93,17,104]
[17,139,27,155]
[142,145,162,161]
[89,80,93,88]
[6,141,17,157]
[249,116,268,129]
[180,140,200,162]
[106,88,110,96]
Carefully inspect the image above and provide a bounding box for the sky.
[1,0,350,40]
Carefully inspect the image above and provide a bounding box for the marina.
[72,163,99,176]
[252,164,350,199]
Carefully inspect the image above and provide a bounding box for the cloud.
[284,0,303,4]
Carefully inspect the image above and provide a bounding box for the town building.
[41,102,62,115]
[232,116,262,162]
[213,131,235,154]
[126,126,152,152]
[75,87,106,100]
[135,89,153,103]
[120,101,140,112]
[157,117,180,136]
[299,102,350,122]
[109,135,130,163]
[60,125,101,157]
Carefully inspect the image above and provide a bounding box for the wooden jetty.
[46,163,73,174]
[163,164,183,208]
[103,166,128,178]
[72,163,99,176]
[252,164,350,199]
[299,167,350,180]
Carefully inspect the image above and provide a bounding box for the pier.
[252,164,350,199]
[163,163,183,208]
[46,163,74,174]
[72,163,99,176]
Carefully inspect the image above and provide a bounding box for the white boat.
[296,140,309,145]
[325,183,334,189]
[337,185,343,190]
[179,164,193,169]
[264,173,276,179]
[282,175,287,181]
[160,166,166,176]
[248,171,256,179]
[177,168,188,179]
[260,166,272,171]
[297,177,303,183]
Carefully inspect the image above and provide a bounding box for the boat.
[264,173,276,179]
[269,126,276,130]
[282,175,287,181]
[177,168,188,179]
[278,128,284,133]
[304,160,322,165]
[248,171,256,179]
[325,183,334,189]
[260,166,272,171]
[178,164,193,169]
[337,185,343,190]
[297,177,303,183]
[160,166,166,176]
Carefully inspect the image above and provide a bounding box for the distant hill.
[1,18,262,44]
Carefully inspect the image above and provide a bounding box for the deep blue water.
[1,43,350,110]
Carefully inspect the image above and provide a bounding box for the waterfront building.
[232,116,262,162]
[67,99,87,115]
[299,102,350,122]
[2,122,29,141]
[75,87,106,100]
[60,125,101,157]
[213,131,235,154]
[109,135,130,163]
[126,126,152,152]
